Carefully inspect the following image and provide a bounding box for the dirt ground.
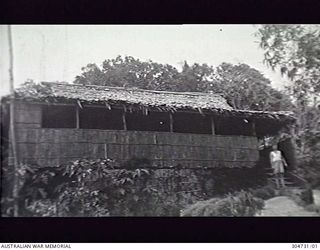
[257,190,320,217]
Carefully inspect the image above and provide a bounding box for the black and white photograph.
[1,24,319,218]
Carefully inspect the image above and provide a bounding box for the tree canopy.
[74,55,292,112]
[255,25,320,102]
[74,56,181,91]
[255,24,320,186]
[212,63,292,111]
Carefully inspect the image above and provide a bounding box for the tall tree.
[74,56,292,111]
[74,55,181,91]
[211,63,293,111]
[255,24,320,185]
[176,61,215,92]
[256,25,320,100]
[74,63,105,86]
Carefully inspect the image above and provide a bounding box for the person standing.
[270,144,288,189]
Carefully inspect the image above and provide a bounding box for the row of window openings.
[41,106,255,136]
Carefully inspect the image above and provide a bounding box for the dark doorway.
[278,138,296,171]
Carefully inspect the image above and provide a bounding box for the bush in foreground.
[279,187,314,207]
[181,190,264,217]
[14,158,181,217]
[249,185,276,200]
[304,204,320,215]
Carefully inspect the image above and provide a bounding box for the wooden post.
[7,25,19,217]
[169,112,173,132]
[153,134,157,144]
[252,119,256,137]
[211,116,216,135]
[104,143,108,159]
[122,111,127,131]
[75,104,80,129]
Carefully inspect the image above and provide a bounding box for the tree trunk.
[7,25,19,217]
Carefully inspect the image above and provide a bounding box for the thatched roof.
[9,81,295,123]
[14,81,233,110]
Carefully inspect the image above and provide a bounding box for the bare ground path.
[257,190,320,217]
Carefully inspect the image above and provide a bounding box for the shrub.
[25,200,59,217]
[18,158,181,216]
[9,158,267,217]
[300,187,314,205]
[181,190,264,217]
[121,157,152,169]
[304,204,320,215]
[52,158,157,216]
[279,187,314,207]
[20,158,115,216]
[250,185,276,200]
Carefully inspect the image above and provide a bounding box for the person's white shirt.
[270,150,282,162]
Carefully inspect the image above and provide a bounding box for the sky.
[0,25,290,97]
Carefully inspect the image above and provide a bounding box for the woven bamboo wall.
[11,102,259,168]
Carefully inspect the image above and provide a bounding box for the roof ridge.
[40,81,224,97]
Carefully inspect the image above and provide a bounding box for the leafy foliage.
[74,56,181,91]
[194,167,267,197]
[13,158,268,217]
[74,55,292,111]
[2,155,270,217]
[279,187,314,207]
[249,185,276,200]
[25,200,60,217]
[211,63,293,111]
[305,204,320,215]
[19,158,180,217]
[256,25,320,95]
[299,188,314,205]
[175,61,215,92]
[255,25,320,186]
[181,190,264,217]
[1,162,41,217]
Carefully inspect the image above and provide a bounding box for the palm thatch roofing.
[8,81,295,123]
